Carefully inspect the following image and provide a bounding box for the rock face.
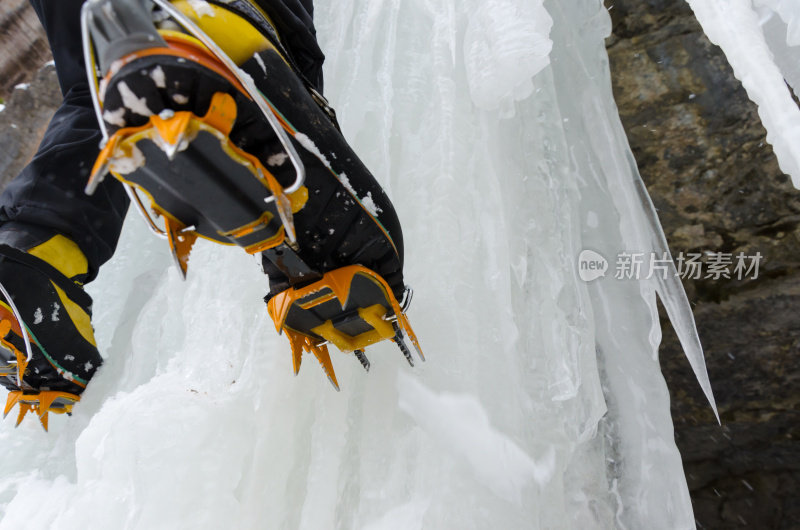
[606,0,800,528]
[0,0,52,98]
[1,1,798,528]
[0,0,58,189]
[0,64,60,190]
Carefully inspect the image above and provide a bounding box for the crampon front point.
[2,391,79,431]
[268,265,423,390]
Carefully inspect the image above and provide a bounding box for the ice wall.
[0,0,716,528]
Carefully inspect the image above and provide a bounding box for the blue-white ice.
[3,0,798,527]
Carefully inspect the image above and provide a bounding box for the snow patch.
[295,132,385,215]
[117,81,154,117]
[110,144,145,174]
[336,173,357,196]
[266,152,289,167]
[187,0,215,18]
[102,107,126,128]
[361,192,383,216]
[107,59,125,80]
[150,66,166,89]
[98,78,109,101]
[253,53,267,75]
[294,132,332,169]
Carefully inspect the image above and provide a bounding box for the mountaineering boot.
[0,226,102,430]
[82,0,423,388]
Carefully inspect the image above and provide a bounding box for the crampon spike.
[38,410,50,431]
[397,313,425,363]
[392,334,414,368]
[392,320,418,367]
[15,402,33,428]
[288,333,305,376]
[164,216,198,279]
[310,344,339,391]
[354,350,370,372]
[3,391,22,419]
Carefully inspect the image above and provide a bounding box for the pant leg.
[258,0,325,91]
[0,0,129,281]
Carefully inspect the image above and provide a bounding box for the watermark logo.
[578,250,763,282]
[578,250,609,282]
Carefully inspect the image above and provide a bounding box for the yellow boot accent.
[27,235,88,281]
[171,0,274,65]
[51,283,97,348]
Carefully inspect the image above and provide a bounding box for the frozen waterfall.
[1,0,798,528]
